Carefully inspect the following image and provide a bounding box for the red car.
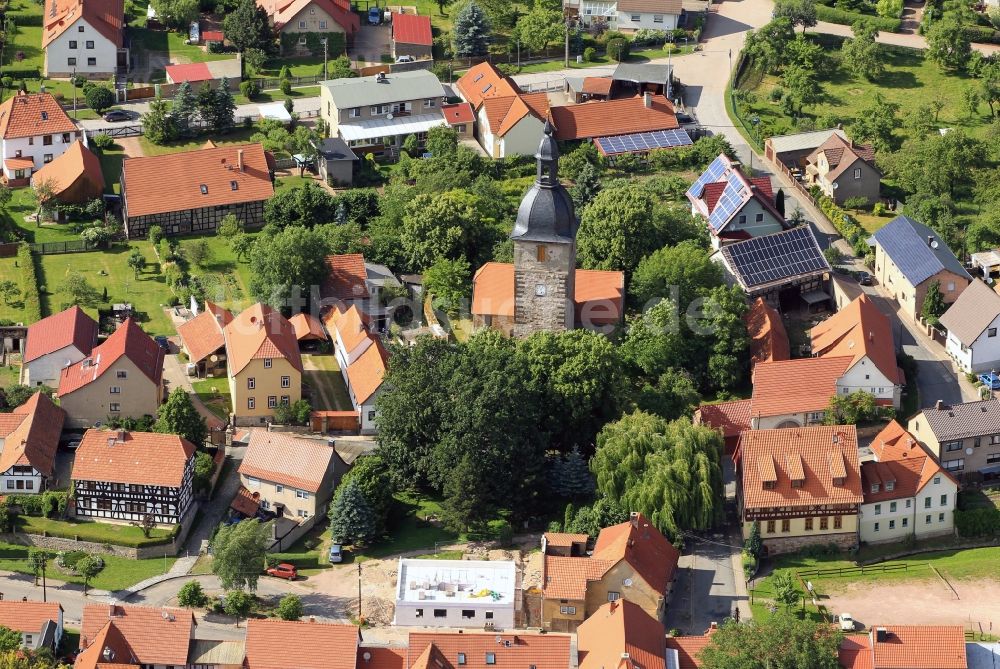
[266,563,298,580]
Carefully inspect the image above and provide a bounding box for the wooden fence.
[795,563,908,578]
[29,240,92,255]
[0,243,19,258]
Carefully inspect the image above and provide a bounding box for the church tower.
[511,120,578,337]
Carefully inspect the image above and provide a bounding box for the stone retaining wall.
[763,532,857,556]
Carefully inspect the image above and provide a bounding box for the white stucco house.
[394,559,517,629]
[859,421,958,545]
[322,304,387,435]
[21,306,98,387]
[454,62,549,159]
[42,0,128,78]
[940,279,1000,374]
[616,0,682,31]
[0,93,85,187]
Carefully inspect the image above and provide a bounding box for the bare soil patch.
[822,578,1000,628]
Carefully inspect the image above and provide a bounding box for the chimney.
[869,330,874,342]
[710,622,718,630]
[80,635,89,650]
[310,616,316,623]
[935,399,944,410]
[643,92,652,108]
[875,627,888,643]
[630,511,639,527]
[238,149,244,172]
[927,235,934,247]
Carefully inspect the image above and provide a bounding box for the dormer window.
[885,480,895,492]
[833,476,845,487]
[791,478,804,488]
[40,111,48,120]
[231,180,239,191]
[200,184,208,194]
[763,480,776,490]
[871,483,880,493]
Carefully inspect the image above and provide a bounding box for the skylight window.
[482,83,492,94]
[40,111,48,120]
[231,180,239,191]
[199,184,208,194]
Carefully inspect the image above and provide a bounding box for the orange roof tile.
[71,430,195,487]
[31,140,104,198]
[549,95,678,141]
[543,554,614,599]
[245,619,360,669]
[75,618,137,669]
[79,604,194,667]
[866,626,967,669]
[455,62,521,110]
[487,93,550,138]
[810,294,900,385]
[257,0,358,32]
[745,298,789,367]
[863,421,957,502]
[0,600,62,634]
[0,92,78,140]
[177,304,232,364]
[346,336,388,404]
[0,392,65,478]
[359,646,406,669]
[543,532,588,547]
[224,303,303,374]
[239,430,336,492]
[324,304,373,354]
[694,399,752,439]
[838,635,874,669]
[750,356,853,417]
[322,253,370,301]
[739,425,863,511]
[593,513,679,595]
[577,601,666,669]
[24,305,97,363]
[407,631,571,669]
[230,485,261,516]
[442,102,475,126]
[42,0,123,48]
[581,77,613,96]
[665,633,713,669]
[57,318,163,396]
[122,143,273,218]
[289,312,326,341]
[4,157,34,170]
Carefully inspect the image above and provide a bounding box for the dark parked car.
[103,110,130,122]
[857,271,873,286]
[154,335,170,351]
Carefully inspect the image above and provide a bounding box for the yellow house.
[224,304,303,427]
[540,513,679,633]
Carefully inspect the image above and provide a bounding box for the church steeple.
[536,119,559,186]
[511,120,578,244]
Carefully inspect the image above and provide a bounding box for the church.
[471,122,625,337]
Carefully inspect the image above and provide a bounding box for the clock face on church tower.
[535,284,547,296]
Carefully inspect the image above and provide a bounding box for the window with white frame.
[264,358,272,368]
[281,376,291,388]
[854,168,862,179]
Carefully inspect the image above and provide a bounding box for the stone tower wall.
[513,240,576,337]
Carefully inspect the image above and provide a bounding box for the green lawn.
[130,27,235,66]
[302,353,352,411]
[3,25,45,75]
[268,524,334,576]
[353,491,460,562]
[234,85,322,106]
[173,233,255,312]
[97,145,126,194]
[513,44,697,75]
[0,541,176,591]
[258,57,338,78]
[0,364,20,386]
[138,128,256,157]
[18,516,175,547]
[1,187,84,244]
[191,378,232,420]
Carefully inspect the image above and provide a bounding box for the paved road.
[665,531,746,635]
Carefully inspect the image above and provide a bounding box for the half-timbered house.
[120,143,274,239]
[737,425,863,556]
[0,392,65,494]
[70,430,196,525]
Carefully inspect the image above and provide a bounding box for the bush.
[148,225,164,246]
[276,594,303,620]
[17,244,40,322]
[584,46,597,62]
[279,79,292,95]
[5,12,43,25]
[769,86,785,102]
[963,24,1000,44]
[240,79,261,100]
[955,508,1000,537]
[607,37,630,61]
[90,133,114,150]
[178,580,210,607]
[815,5,902,31]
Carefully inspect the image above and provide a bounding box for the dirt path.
[116,136,145,158]
[822,578,1000,628]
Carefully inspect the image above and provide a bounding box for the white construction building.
[394,559,518,629]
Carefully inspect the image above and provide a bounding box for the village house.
[177,301,234,378]
[871,215,971,322]
[541,512,679,632]
[0,92,84,187]
[441,102,474,139]
[805,133,881,206]
[548,93,681,143]
[687,154,787,249]
[56,318,164,429]
[939,279,1000,374]
[121,143,274,239]
[391,13,433,60]
[908,398,1000,484]
[694,399,752,455]
[737,425,863,555]
[749,356,851,429]
[394,559,518,628]
[70,429,196,525]
[320,253,404,325]
[746,297,790,368]
[764,128,848,174]
[320,71,446,157]
[224,303,303,426]
[0,600,63,653]
[78,604,195,669]
[404,630,572,669]
[839,625,968,669]
[21,305,97,387]
[577,600,667,669]
[256,0,359,53]
[455,62,548,159]
[42,0,127,77]
[614,0,683,31]
[0,392,65,494]
[245,619,359,669]
[323,304,388,434]
[30,139,104,204]
[859,421,958,545]
[664,625,718,669]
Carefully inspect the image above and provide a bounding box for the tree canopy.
[211,519,271,591]
[699,614,842,669]
[155,387,208,446]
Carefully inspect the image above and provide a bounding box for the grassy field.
[97,145,126,194]
[138,128,256,157]
[514,44,696,75]
[1,187,83,244]
[0,541,176,591]
[354,491,460,562]
[130,28,235,66]
[258,57,338,78]
[18,516,175,546]
[192,378,232,420]
[302,353,352,411]
[234,85,322,106]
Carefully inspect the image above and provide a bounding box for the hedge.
[815,5,902,32]
[963,24,1000,45]
[17,243,41,323]
[0,68,40,80]
[955,508,1000,537]
[5,12,43,25]
[814,192,871,255]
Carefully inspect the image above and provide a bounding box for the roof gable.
[872,215,972,287]
[577,601,667,669]
[810,294,900,384]
[456,62,521,110]
[0,92,78,140]
[0,392,65,477]
[939,279,1000,346]
[593,513,679,595]
[42,0,124,48]
[239,430,336,492]
[224,303,303,375]
[24,305,98,363]
[79,604,194,667]
[31,139,105,196]
[549,95,678,141]
[56,318,163,396]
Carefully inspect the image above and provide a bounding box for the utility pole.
[41,555,46,603]
[322,38,328,80]
[564,17,570,67]
[357,563,362,621]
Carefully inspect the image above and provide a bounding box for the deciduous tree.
[851,93,900,154]
[276,594,303,621]
[151,0,199,29]
[223,0,272,52]
[577,182,664,276]
[247,225,329,305]
[155,387,208,446]
[223,590,254,626]
[700,614,842,669]
[927,16,971,71]
[841,20,884,81]
[630,240,722,309]
[211,519,271,591]
[423,256,471,315]
[773,0,817,29]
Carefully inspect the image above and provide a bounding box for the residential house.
[859,421,958,545]
[57,319,164,428]
[0,601,63,653]
[71,429,196,525]
[694,398,751,455]
[30,139,104,204]
[541,531,588,557]
[838,625,968,669]
[909,398,1000,483]
[394,559,517,628]
[42,0,127,77]
[0,92,84,187]
[323,304,387,434]
[0,392,65,494]
[615,0,683,31]
[164,57,242,85]
[238,430,345,525]
[686,154,786,249]
[871,215,971,322]
[454,62,548,158]
[392,13,432,60]
[407,631,572,669]
[665,626,718,669]
[745,297,789,368]
[224,303,303,426]
[549,92,680,142]
[541,512,679,632]
[289,312,327,346]
[244,618,360,669]
[564,0,618,28]
[121,143,274,239]
[749,356,852,429]
[321,253,370,307]
[315,135,358,186]
[764,128,848,172]
[176,301,234,377]
[940,279,1000,373]
[441,102,474,139]
[77,604,195,669]
[256,0,359,54]
[577,601,666,669]
[22,305,97,387]
[713,227,830,305]
[320,71,446,156]
[805,133,881,206]
[810,293,902,408]
[737,425,863,555]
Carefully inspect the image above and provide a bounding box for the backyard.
[192,378,232,421]
[17,515,176,547]
[0,541,176,591]
[301,353,352,411]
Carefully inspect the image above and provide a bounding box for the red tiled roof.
[811,294,900,385]
[392,13,432,46]
[346,336,388,404]
[0,600,62,634]
[694,399,752,439]
[745,298,789,367]
[407,631,571,669]
[257,0,359,33]
[244,619,360,669]
[71,430,195,487]
[122,143,273,218]
[442,102,475,126]
[577,601,666,669]
[177,304,232,364]
[4,157,34,170]
[485,93,549,138]
[863,421,958,502]
[31,140,105,199]
[0,392,65,478]
[202,29,224,41]
[224,303,303,374]
[75,618,136,669]
[750,356,853,418]
[839,635,873,669]
[543,554,614,599]
[840,626,968,669]
[0,92,78,140]
[79,604,194,667]
[581,77,613,96]
[543,532,588,547]
[24,305,97,363]
[230,485,261,516]
[324,304,373,354]
[701,181,725,214]
[665,633,714,669]
[323,253,370,301]
[359,646,406,669]
[239,430,336,492]
[289,312,326,341]
[739,425,863,511]
[42,0,124,48]
[57,318,163,396]
[549,95,678,141]
[593,513,679,595]
[455,62,520,110]
[165,62,213,83]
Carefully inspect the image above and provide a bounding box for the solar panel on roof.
[708,172,751,232]
[595,129,693,156]
[722,227,829,288]
[686,154,729,200]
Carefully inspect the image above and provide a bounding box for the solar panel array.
[708,172,750,232]
[722,226,829,289]
[595,129,693,156]
[685,154,729,200]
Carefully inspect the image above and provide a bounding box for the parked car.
[396,55,415,63]
[154,335,170,351]
[839,613,855,631]
[368,7,381,24]
[675,110,693,123]
[329,543,343,563]
[266,563,298,580]
[857,271,873,286]
[979,372,1000,390]
[103,110,131,122]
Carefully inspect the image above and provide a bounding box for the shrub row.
[5,12,42,25]
[1,68,40,80]
[963,24,1000,45]
[815,5,902,32]
[814,192,871,256]
[955,507,1000,537]
[7,492,67,517]
[17,243,40,322]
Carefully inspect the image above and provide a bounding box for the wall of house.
[23,345,87,387]
[2,131,82,172]
[585,561,664,621]
[946,316,1000,373]
[282,3,347,36]
[753,410,828,430]
[540,596,586,632]
[59,358,162,428]
[474,106,499,158]
[473,313,515,336]
[499,115,546,159]
[320,157,354,187]
[0,466,43,495]
[394,599,514,628]
[359,392,379,435]
[327,94,443,127]
[575,0,617,27]
[711,199,785,249]
[393,40,433,60]
[859,476,957,544]
[43,17,119,77]
[907,416,1000,477]
[124,200,267,239]
[229,358,302,426]
[829,158,881,206]
[615,10,679,31]
[875,244,969,321]
[835,357,899,408]
[742,514,859,555]
[240,468,332,521]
